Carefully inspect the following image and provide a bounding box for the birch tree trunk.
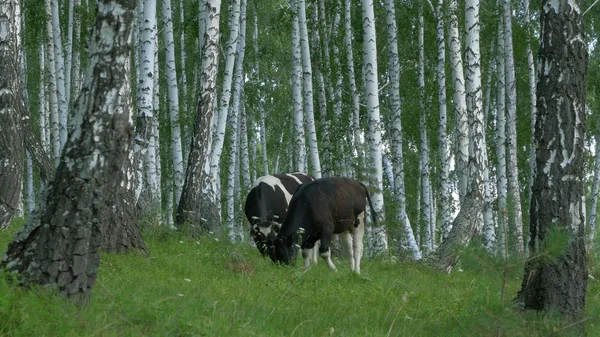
[0,0,24,228]
[44,0,60,166]
[39,45,50,153]
[496,16,508,258]
[71,0,82,101]
[588,127,600,250]
[135,0,157,205]
[362,0,388,256]
[297,0,321,178]
[434,0,453,242]
[226,0,247,243]
[385,0,420,259]
[503,0,525,256]
[162,0,185,206]
[50,0,68,151]
[2,0,137,301]
[344,0,362,175]
[291,0,306,173]
[448,0,469,201]
[177,0,222,232]
[252,6,268,176]
[418,3,433,254]
[515,0,587,320]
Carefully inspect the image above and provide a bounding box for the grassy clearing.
[1,219,599,336]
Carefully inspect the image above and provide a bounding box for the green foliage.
[1,220,599,336]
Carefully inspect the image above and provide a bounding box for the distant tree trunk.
[343,0,362,176]
[0,0,25,229]
[588,127,600,250]
[44,0,60,166]
[39,45,50,153]
[448,0,468,202]
[26,151,35,213]
[291,0,306,173]
[162,0,185,206]
[362,0,388,256]
[385,0,420,259]
[2,0,137,301]
[495,16,508,258]
[71,0,83,100]
[417,3,433,255]
[226,0,247,243]
[177,0,222,232]
[433,0,452,242]
[515,0,587,320]
[297,0,321,178]
[503,0,524,256]
[65,0,74,107]
[50,0,68,151]
[251,6,268,175]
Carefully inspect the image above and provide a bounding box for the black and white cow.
[266,177,376,274]
[244,173,314,256]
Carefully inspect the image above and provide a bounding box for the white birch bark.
[385,0,420,259]
[496,17,508,258]
[503,0,524,256]
[71,0,82,100]
[44,0,60,166]
[291,2,307,173]
[344,0,362,174]
[162,0,185,205]
[588,130,600,249]
[65,0,74,107]
[50,0,67,151]
[297,0,321,178]
[206,0,241,224]
[227,0,247,243]
[39,45,50,154]
[240,103,251,191]
[26,151,35,213]
[448,0,469,201]
[178,0,188,116]
[418,3,433,254]
[434,0,453,242]
[252,7,269,175]
[362,0,388,256]
[135,0,157,202]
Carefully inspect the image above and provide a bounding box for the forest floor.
[1,218,599,336]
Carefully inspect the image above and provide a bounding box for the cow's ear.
[272,225,280,234]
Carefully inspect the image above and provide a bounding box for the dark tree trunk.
[514,0,587,321]
[176,0,222,235]
[2,0,136,302]
[0,0,25,229]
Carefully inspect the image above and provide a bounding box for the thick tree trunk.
[514,0,587,321]
[495,16,508,258]
[2,0,137,301]
[177,0,222,233]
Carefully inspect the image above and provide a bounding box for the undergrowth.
[0,218,599,336]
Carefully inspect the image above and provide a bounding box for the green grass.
[1,219,599,337]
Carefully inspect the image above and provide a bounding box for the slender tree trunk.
[162,0,185,206]
[515,0,587,321]
[291,1,306,173]
[226,0,247,243]
[503,0,525,256]
[433,0,452,242]
[588,127,600,250]
[3,0,137,301]
[496,16,508,258]
[251,6,268,175]
[448,0,469,202]
[344,0,362,177]
[177,0,222,232]
[50,0,68,151]
[44,0,60,166]
[0,0,24,228]
[362,0,388,256]
[297,0,321,178]
[39,45,50,154]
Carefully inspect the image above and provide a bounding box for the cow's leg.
[352,213,366,274]
[318,234,337,272]
[311,240,320,265]
[301,248,312,269]
[340,231,355,272]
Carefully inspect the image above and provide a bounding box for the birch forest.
[1,0,600,318]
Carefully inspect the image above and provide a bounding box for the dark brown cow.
[267,177,376,273]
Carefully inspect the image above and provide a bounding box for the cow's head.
[266,234,296,266]
[251,220,281,256]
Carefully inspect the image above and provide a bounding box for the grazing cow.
[244,173,314,256]
[267,177,376,274]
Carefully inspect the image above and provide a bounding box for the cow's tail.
[359,182,378,225]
